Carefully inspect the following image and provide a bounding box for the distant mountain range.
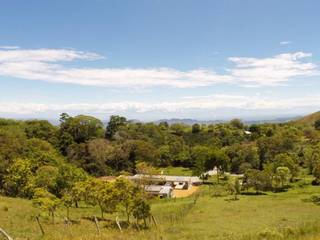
[153,116,301,125]
[38,114,319,126]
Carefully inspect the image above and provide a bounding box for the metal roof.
[128,174,201,184]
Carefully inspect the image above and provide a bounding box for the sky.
[0,0,320,121]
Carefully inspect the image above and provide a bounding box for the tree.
[58,114,104,152]
[192,124,201,134]
[24,120,58,145]
[105,115,127,139]
[35,166,59,194]
[3,158,34,197]
[312,162,320,185]
[243,169,271,193]
[87,179,116,219]
[0,127,27,187]
[227,177,241,200]
[230,119,244,129]
[315,119,320,130]
[207,148,230,183]
[272,153,299,180]
[158,145,171,166]
[33,188,60,224]
[158,121,169,130]
[61,191,74,220]
[132,199,151,227]
[113,178,142,223]
[191,146,211,179]
[275,167,291,188]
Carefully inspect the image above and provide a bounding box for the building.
[127,174,202,198]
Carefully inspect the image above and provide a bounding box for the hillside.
[294,111,320,125]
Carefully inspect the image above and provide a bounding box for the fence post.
[115,216,122,232]
[0,227,14,240]
[35,216,45,236]
[94,216,101,235]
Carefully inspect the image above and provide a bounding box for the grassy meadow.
[157,166,193,176]
[2,177,320,240]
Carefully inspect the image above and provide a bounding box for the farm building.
[127,174,201,198]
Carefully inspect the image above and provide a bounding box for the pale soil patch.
[173,185,199,198]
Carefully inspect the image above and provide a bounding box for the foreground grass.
[1,182,320,239]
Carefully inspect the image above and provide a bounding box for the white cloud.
[1,94,320,115]
[0,47,318,88]
[280,41,291,45]
[229,52,317,86]
[0,46,20,50]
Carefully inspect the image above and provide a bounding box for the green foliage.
[230,118,244,129]
[227,177,241,200]
[32,188,61,223]
[191,123,201,133]
[275,167,291,188]
[312,163,320,181]
[3,158,34,197]
[105,115,127,139]
[315,119,320,130]
[132,198,151,226]
[24,120,58,145]
[58,113,104,153]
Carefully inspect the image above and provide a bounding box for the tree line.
[0,113,320,219]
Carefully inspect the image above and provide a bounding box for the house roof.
[128,174,201,184]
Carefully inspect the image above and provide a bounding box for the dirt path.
[172,186,199,198]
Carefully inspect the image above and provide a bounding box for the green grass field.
[1,180,320,240]
[157,166,193,176]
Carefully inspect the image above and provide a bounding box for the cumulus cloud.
[1,94,320,115]
[0,47,318,88]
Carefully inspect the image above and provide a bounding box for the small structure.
[128,174,201,188]
[144,185,173,198]
[127,174,201,198]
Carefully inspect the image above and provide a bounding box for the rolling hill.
[294,111,320,125]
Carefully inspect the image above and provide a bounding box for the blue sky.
[0,0,320,121]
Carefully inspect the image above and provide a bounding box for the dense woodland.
[0,113,320,224]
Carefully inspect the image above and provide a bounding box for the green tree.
[58,114,104,152]
[272,153,299,180]
[24,120,58,145]
[113,178,142,223]
[191,145,211,179]
[33,188,60,224]
[35,166,59,194]
[61,191,74,220]
[105,115,127,139]
[227,177,241,200]
[132,199,151,227]
[312,162,320,184]
[230,119,244,129]
[275,167,291,188]
[315,119,320,130]
[192,124,201,134]
[3,158,34,197]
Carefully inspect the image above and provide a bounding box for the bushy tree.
[275,167,291,188]
[105,115,127,139]
[192,124,201,133]
[33,188,60,224]
[132,198,151,227]
[3,158,34,197]
[227,177,241,200]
